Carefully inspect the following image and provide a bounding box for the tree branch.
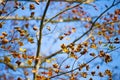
[50,46,120,79]
[6,0,86,3]
[33,0,51,80]
[43,2,85,26]
[0,16,97,23]
[0,59,17,71]
[41,1,120,64]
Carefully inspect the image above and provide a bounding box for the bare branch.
[0,16,97,23]
[42,1,120,64]
[33,0,51,80]
[50,46,120,79]
[6,0,86,3]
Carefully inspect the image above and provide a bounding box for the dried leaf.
[72,28,76,33]
[90,43,97,49]
[2,32,7,36]
[33,26,38,31]
[2,38,9,44]
[4,56,11,63]
[28,37,34,43]
[30,4,35,10]
[81,72,87,78]
[27,59,32,65]
[32,69,37,73]
[18,42,24,46]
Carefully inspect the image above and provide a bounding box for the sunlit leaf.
[32,69,37,73]
[46,59,52,63]
[70,52,78,59]
[90,44,97,49]
[80,72,87,78]
[2,32,7,36]
[72,27,76,33]
[19,48,26,52]
[104,69,112,77]
[62,48,69,53]
[28,37,34,43]
[27,59,32,65]
[61,44,69,53]
[33,26,38,31]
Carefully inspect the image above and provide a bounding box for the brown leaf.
[53,64,58,68]
[4,56,11,63]
[0,23,3,28]
[2,38,9,44]
[81,72,87,78]
[33,26,38,31]
[27,59,32,65]
[90,43,97,49]
[17,77,22,80]
[22,54,27,59]
[28,37,34,43]
[30,4,35,10]
[18,42,24,46]
[2,32,7,36]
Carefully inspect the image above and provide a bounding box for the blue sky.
[0,0,120,80]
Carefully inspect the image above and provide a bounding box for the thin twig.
[50,46,120,79]
[42,1,120,64]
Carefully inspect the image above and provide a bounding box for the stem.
[33,0,51,80]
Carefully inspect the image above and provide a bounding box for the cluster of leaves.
[0,0,120,80]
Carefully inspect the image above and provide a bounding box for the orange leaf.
[18,42,24,46]
[27,59,32,65]
[32,69,37,73]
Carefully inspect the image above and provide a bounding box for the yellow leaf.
[62,48,69,53]
[19,48,26,52]
[28,37,34,43]
[45,58,56,63]
[90,44,97,49]
[46,59,51,63]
